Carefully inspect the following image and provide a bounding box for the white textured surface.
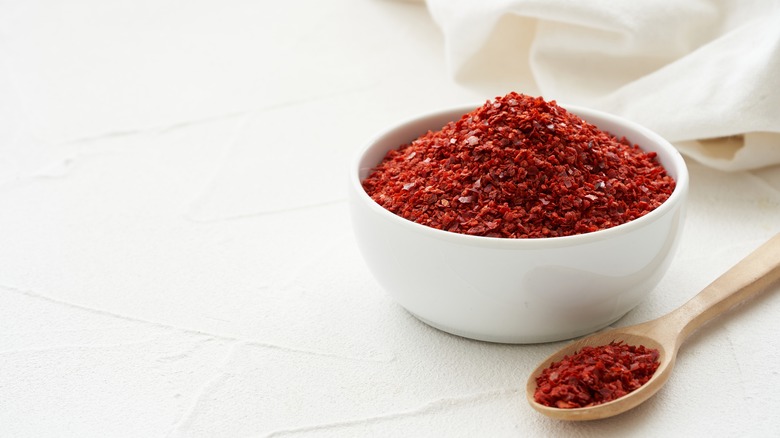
[1,1,779,437]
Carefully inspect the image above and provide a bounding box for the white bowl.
[349,104,688,343]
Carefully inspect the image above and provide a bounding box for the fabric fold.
[426,0,780,170]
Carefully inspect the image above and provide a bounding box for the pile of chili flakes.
[533,341,660,409]
[362,92,676,238]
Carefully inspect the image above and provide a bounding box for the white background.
[1,1,779,437]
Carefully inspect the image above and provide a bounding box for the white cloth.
[426,0,780,171]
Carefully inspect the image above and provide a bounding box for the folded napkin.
[426,0,780,170]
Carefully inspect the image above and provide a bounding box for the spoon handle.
[669,232,780,342]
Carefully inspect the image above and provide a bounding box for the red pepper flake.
[362,92,676,238]
[533,341,660,409]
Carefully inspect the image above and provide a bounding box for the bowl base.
[408,311,628,344]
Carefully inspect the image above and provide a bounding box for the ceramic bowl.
[349,104,688,343]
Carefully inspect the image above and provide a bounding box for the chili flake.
[362,92,676,238]
[533,341,660,409]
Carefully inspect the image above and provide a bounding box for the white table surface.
[1,1,779,437]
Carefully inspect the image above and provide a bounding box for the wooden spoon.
[526,232,780,421]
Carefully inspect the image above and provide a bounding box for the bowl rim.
[351,103,689,249]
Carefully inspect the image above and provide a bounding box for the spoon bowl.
[527,232,780,420]
[526,326,675,421]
